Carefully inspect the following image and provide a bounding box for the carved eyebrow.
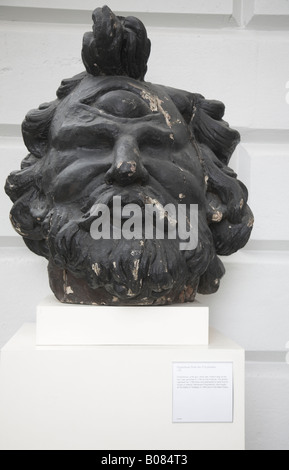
[88,122,119,138]
[52,115,120,151]
[137,125,173,143]
[60,114,120,137]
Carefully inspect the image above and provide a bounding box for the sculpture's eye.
[82,89,157,119]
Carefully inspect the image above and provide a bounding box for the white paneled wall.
[0,0,289,450]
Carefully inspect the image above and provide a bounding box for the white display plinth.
[0,314,245,450]
[36,296,209,346]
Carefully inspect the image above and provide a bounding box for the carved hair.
[82,6,151,81]
[162,87,254,259]
[191,95,254,257]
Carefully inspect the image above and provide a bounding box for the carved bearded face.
[27,75,212,304]
[5,6,254,305]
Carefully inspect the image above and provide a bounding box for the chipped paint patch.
[141,90,172,128]
[141,91,158,112]
[65,286,74,295]
[190,105,197,123]
[184,285,195,301]
[145,196,177,225]
[156,97,172,129]
[155,296,168,305]
[176,165,184,173]
[92,263,101,276]
[212,211,223,223]
[127,160,137,176]
[132,259,140,281]
[9,214,28,237]
[127,288,135,297]
[179,193,186,200]
[247,217,254,228]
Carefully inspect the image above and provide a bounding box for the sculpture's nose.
[105,135,149,186]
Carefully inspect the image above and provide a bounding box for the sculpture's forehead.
[73,75,163,104]
[64,75,187,129]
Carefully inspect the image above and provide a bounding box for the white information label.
[173,362,233,423]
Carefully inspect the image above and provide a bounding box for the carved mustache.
[79,185,172,229]
[79,197,175,233]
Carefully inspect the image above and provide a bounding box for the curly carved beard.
[46,187,213,305]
